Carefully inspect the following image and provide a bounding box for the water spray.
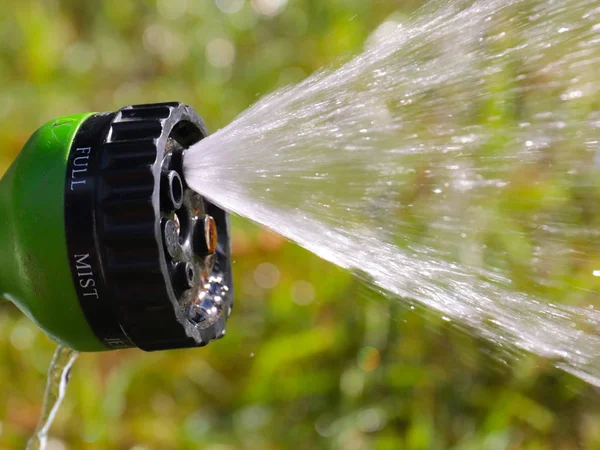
[183,0,600,386]
[0,102,233,352]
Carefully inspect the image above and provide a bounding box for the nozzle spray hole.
[163,219,180,258]
[168,171,184,209]
[185,262,196,287]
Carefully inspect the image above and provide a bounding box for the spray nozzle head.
[64,102,233,351]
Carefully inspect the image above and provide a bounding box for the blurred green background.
[1,1,600,449]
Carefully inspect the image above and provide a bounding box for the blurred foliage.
[1,0,600,449]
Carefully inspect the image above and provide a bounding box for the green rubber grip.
[0,114,105,351]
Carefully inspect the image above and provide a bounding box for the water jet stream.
[185,0,600,385]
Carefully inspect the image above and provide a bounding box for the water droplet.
[561,90,583,101]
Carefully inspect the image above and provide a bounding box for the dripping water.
[27,346,79,450]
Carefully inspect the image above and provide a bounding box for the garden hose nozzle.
[0,102,233,352]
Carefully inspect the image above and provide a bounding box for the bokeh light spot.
[254,262,280,288]
[357,408,386,433]
[215,0,244,14]
[183,411,212,440]
[206,38,236,68]
[366,19,401,49]
[340,368,365,397]
[291,280,315,305]
[314,414,336,437]
[143,24,188,65]
[10,323,34,350]
[250,0,287,17]
[46,439,67,450]
[235,404,272,431]
[357,347,380,372]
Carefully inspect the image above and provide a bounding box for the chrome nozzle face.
[159,154,230,331]
[155,109,233,348]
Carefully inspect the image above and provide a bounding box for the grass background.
[1,0,600,449]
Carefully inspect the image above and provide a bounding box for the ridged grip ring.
[65,102,233,351]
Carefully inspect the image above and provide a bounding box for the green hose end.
[0,103,233,352]
[0,113,104,351]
